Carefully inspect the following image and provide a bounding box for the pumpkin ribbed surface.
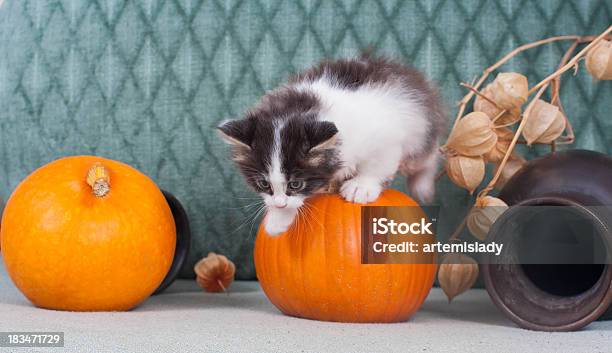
[255,189,436,323]
[1,156,175,311]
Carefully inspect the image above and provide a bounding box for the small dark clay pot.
[483,150,612,331]
[153,190,191,294]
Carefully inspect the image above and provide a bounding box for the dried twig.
[460,83,502,109]
[441,26,612,246]
[477,84,550,198]
[547,36,600,145]
[448,214,467,242]
[451,35,583,131]
[527,28,612,95]
[480,26,612,197]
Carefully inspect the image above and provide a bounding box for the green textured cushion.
[0,0,610,279]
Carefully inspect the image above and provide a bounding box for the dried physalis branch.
[489,72,529,110]
[473,85,521,125]
[445,155,485,194]
[438,253,479,302]
[522,99,566,145]
[466,196,508,241]
[494,155,526,190]
[586,39,612,80]
[194,252,236,293]
[484,127,513,163]
[443,112,498,156]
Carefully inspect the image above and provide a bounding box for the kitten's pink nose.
[273,195,288,208]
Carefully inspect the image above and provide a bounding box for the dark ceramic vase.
[153,190,191,294]
[483,149,612,331]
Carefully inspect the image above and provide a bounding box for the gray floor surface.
[0,261,610,353]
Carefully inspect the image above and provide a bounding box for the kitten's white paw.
[264,207,298,236]
[340,177,382,204]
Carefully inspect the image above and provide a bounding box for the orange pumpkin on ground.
[1,156,175,311]
[255,189,436,323]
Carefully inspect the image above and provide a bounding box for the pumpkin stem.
[217,279,229,295]
[86,163,110,197]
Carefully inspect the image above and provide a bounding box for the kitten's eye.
[288,180,305,191]
[256,179,270,189]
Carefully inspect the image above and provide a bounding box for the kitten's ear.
[305,121,338,152]
[217,118,255,149]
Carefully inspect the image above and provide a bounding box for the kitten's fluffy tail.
[399,150,440,204]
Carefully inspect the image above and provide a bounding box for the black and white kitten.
[218,55,445,235]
